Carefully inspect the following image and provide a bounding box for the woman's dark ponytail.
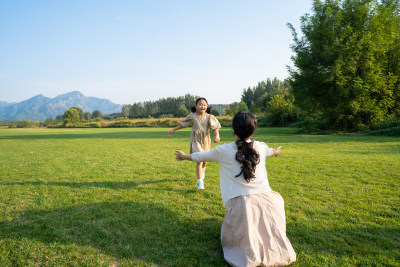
[233,111,260,183]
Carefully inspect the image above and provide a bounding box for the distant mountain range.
[0,101,17,107]
[0,91,123,121]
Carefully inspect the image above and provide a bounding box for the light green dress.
[180,112,221,153]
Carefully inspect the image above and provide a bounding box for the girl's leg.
[196,162,205,189]
[196,162,202,180]
[201,162,207,179]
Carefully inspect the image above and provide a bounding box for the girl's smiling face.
[196,99,208,115]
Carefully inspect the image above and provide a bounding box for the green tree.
[265,94,297,126]
[288,0,400,130]
[241,87,254,109]
[184,94,197,110]
[241,78,292,113]
[22,119,32,128]
[43,117,54,126]
[211,108,220,116]
[235,101,249,113]
[121,105,131,118]
[91,110,101,119]
[177,105,189,117]
[71,107,84,121]
[55,115,64,121]
[122,94,199,118]
[224,105,233,116]
[63,108,81,125]
[83,112,91,121]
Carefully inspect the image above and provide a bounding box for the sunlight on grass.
[0,128,399,266]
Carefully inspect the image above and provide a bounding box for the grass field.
[0,127,399,266]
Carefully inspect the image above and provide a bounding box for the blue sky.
[0,0,313,104]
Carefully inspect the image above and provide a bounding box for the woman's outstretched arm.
[175,146,220,163]
[175,150,193,161]
[272,146,282,157]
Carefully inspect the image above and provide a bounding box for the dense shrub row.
[47,116,239,129]
[49,118,183,128]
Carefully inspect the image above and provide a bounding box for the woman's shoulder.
[253,140,274,156]
[253,140,269,149]
[216,141,237,151]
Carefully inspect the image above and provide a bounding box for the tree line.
[121,94,219,118]
[238,0,400,132]
[43,107,103,127]
[234,77,296,126]
[287,0,400,131]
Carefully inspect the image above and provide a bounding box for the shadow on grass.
[0,131,180,140]
[2,200,398,265]
[0,180,205,196]
[0,179,176,190]
[0,201,226,266]
[1,127,396,144]
[1,131,395,145]
[0,181,214,203]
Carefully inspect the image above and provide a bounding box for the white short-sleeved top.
[191,141,274,207]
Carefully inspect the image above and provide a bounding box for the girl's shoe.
[197,179,205,190]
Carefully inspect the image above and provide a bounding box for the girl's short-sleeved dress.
[180,112,221,154]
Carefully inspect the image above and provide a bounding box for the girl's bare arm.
[168,125,183,136]
[212,128,220,143]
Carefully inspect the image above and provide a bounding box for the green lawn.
[0,127,399,266]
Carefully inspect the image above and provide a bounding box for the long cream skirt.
[221,191,296,267]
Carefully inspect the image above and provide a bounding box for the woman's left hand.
[274,146,282,157]
[214,136,220,143]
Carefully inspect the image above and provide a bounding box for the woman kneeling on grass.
[175,111,296,267]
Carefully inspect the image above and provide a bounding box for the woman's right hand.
[168,129,174,136]
[175,150,185,160]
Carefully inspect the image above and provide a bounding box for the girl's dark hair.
[233,111,260,183]
[191,97,212,114]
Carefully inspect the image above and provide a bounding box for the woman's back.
[191,140,275,207]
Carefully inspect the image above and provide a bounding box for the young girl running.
[175,111,296,266]
[168,97,221,190]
